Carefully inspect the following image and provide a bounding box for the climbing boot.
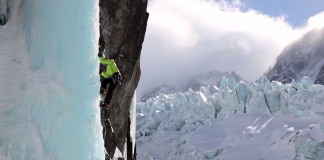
[99,88,107,94]
[100,102,111,109]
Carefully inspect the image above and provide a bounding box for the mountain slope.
[141,70,244,102]
[266,27,324,84]
[315,64,324,84]
[136,76,324,160]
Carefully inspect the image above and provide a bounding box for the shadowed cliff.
[98,0,149,159]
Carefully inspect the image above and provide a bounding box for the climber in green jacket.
[99,54,123,108]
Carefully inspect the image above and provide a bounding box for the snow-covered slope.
[136,76,324,160]
[141,70,244,102]
[266,27,324,84]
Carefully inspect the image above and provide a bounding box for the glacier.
[136,76,324,160]
[0,0,105,159]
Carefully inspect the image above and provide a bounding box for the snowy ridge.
[136,76,324,160]
[141,70,244,102]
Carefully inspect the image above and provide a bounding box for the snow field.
[136,76,324,160]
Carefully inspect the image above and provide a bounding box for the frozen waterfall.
[0,0,104,159]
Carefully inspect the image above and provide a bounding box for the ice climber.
[98,54,122,108]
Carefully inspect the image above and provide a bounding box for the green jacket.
[99,57,120,78]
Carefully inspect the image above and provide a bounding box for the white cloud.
[149,11,198,48]
[307,11,324,30]
[137,0,324,99]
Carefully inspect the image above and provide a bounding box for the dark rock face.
[266,27,324,84]
[268,69,297,84]
[0,0,13,26]
[99,0,149,159]
[315,64,324,85]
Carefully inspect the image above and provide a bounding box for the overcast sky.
[137,0,324,99]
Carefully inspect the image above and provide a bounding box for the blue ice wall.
[21,0,104,159]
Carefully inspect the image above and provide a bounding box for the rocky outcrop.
[99,0,149,159]
[315,64,324,85]
[266,27,324,84]
[0,0,13,26]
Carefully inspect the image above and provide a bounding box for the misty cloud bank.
[137,0,324,99]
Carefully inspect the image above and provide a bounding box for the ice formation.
[136,76,324,160]
[0,0,104,159]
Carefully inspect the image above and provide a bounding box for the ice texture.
[0,0,104,159]
[136,76,324,160]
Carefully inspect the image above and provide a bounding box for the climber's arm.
[99,57,110,65]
